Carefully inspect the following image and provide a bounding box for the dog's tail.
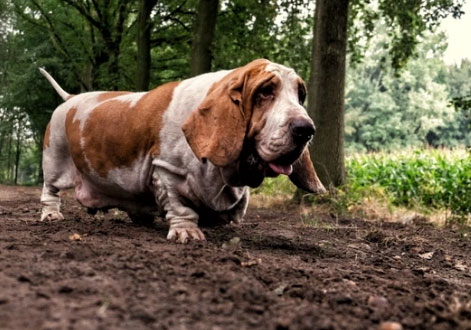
[39,68,71,101]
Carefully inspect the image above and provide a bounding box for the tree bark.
[14,121,21,185]
[0,116,5,158]
[190,0,219,76]
[136,0,157,91]
[307,0,349,187]
[6,127,12,182]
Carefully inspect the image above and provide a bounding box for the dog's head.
[182,59,326,194]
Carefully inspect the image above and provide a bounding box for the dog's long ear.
[289,148,326,194]
[182,73,247,167]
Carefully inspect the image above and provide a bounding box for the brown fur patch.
[71,82,179,177]
[65,107,90,173]
[43,122,51,149]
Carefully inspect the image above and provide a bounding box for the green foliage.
[0,108,39,184]
[447,60,471,126]
[450,95,471,112]
[213,0,313,80]
[447,59,471,99]
[265,0,314,80]
[14,140,40,185]
[349,0,464,71]
[345,21,470,152]
[251,175,296,197]
[213,0,278,70]
[347,149,471,215]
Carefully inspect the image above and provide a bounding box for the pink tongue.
[268,162,293,176]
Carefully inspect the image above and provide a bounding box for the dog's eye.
[257,85,274,100]
[298,84,306,105]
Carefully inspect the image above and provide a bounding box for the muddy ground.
[0,185,470,330]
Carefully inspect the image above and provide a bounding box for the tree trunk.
[307,0,349,187]
[14,122,21,185]
[190,0,219,76]
[136,0,157,91]
[103,38,122,91]
[0,128,5,159]
[6,128,12,182]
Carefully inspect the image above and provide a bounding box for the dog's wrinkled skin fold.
[40,59,326,243]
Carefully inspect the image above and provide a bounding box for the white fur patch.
[112,92,146,108]
[257,62,312,162]
[265,62,296,78]
[164,70,231,122]
[106,154,153,195]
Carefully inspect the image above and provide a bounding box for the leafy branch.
[450,95,471,113]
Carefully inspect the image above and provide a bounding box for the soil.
[0,184,471,330]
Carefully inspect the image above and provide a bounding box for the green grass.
[253,148,471,217]
[347,149,471,215]
[251,174,296,196]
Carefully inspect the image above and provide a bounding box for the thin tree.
[14,119,21,185]
[136,0,157,91]
[190,0,219,76]
[308,0,349,187]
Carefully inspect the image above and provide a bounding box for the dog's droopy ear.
[289,148,326,194]
[182,75,247,167]
[182,59,272,167]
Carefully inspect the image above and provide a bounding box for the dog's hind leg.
[40,121,75,221]
[41,183,64,221]
[41,157,76,221]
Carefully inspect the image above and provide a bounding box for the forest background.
[0,0,470,216]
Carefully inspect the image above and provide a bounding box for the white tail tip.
[39,68,71,101]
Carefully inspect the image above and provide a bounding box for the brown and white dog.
[40,59,326,243]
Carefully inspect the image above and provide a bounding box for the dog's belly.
[74,172,156,212]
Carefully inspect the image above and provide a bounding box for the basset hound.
[40,59,326,243]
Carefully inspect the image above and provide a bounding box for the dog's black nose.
[289,118,315,143]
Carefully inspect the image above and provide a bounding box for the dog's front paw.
[167,227,206,244]
[40,210,64,221]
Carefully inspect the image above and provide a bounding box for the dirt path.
[0,185,470,330]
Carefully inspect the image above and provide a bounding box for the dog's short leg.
[152,169,204,243]
[41,121,75,221]
[40,183,64,221]
[165,205,205,243]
